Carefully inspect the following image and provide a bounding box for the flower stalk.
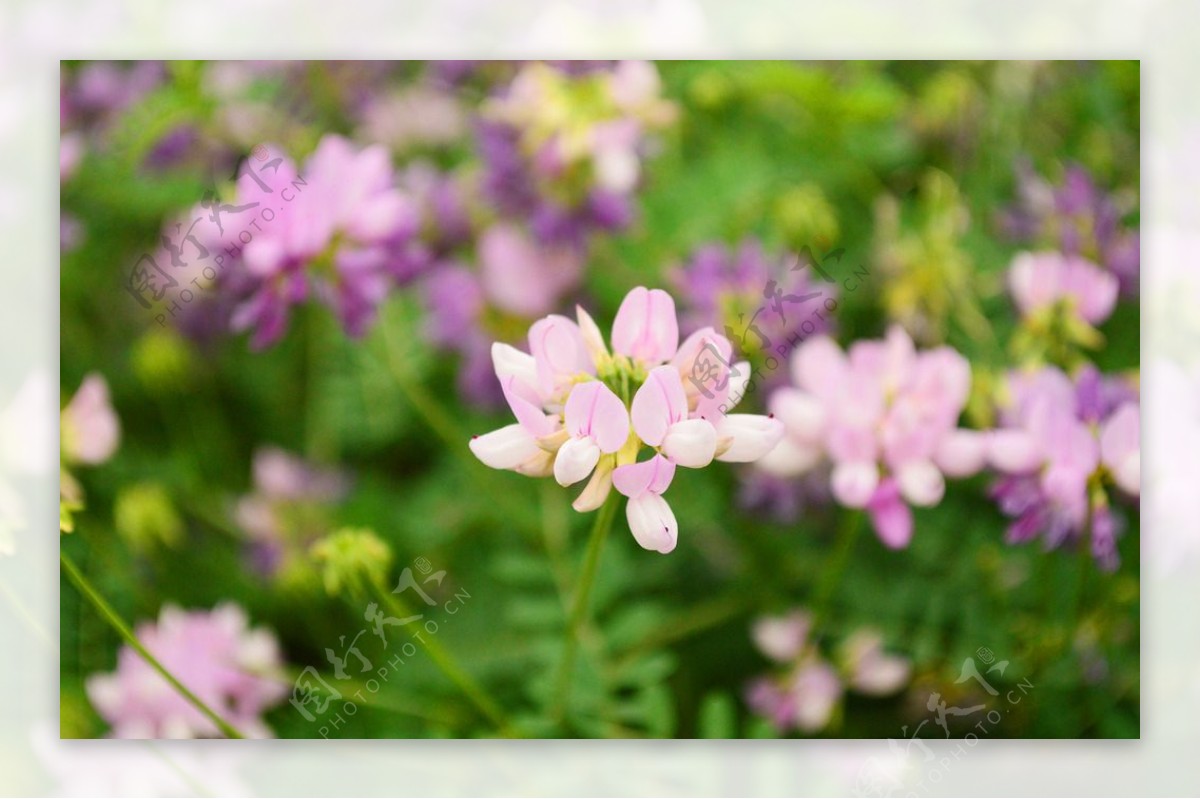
[60,550,245,739]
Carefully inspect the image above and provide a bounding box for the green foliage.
[59,60,1140,740]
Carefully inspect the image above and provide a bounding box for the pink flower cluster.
[470,286,784,553]
[759,326,985,548]
[86,603,287,738]
[1008,250,1119,326]
[234,447,350,577]
[987,365,1139,569]
[746,610,911,733]
[195,135,419,349]
[61,374,120,466]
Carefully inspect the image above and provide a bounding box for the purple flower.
[233,447,350,578]
[671,239,837,376]
[1001,160,1139,297]
[476,61,674,246]
[986,365,1139,570]
[86,603,287,738]
[189,135,419,349]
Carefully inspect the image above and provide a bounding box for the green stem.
[379,314,532,528]
[60,551,245,739]
[811,509,863,635]
[368,579,513,736]
[551,492,620,725]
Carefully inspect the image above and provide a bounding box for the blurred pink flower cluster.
[234,446,350,578]
[759,326,985,548]
[746,610,911,733]
[86,603,287,738]
[987,365,1139,570]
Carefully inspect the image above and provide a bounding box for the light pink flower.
[838,630,912,696]
[1100,403,1140,496]
[471,286,784,553]
[86,603,287,738]
[986,365,1139,570]
[478,223,582,318]
[61,373,120,466]
[1008,250,1119,325]
[747,610,911,734]
[762,327,983,548]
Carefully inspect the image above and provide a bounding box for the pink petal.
[563,381,629,453]
[625,493,678,554]
[671,327,735,418]
[790,336,847,399]
[789,660,843,733]
[933,429,987,477]
[612,453,676,499]
[611,286,679,364]
[500,375,559,438]
[988,429,1043,473]
[751,611,811,662]
[831,461,879,508]
[630,365,687,446]
[528,314,594,398]
[1100,403,1140,495]
[866,478,914,549]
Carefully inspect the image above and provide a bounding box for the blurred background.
[56,60,1140,741]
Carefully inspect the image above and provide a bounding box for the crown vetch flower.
[470,286,784,553]
[745,610,910,734]
[85,603,287,739]
[987,365,1139,570]
[759,326,986,548]
[61,373,120,466]
[1001,160,1140,297]
[188,135,418,349]
[1008,251,1119,326]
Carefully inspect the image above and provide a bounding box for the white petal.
[1114,451,1140,496]
[491,342,538,390]
[896,459,945,507]
[625,494,678,554]
[575,304,610,365]
[662,419,717,468]
[756,436,823,478]
[469,424,540,470]
[723,361,752,412]
[714,414,785,462]
[769,388,826,442]
[553,436,601,487]
[514,449,555,478]
[831,461,879,508]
